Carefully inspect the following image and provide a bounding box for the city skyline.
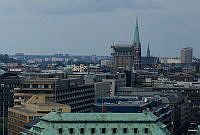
[0,0,199,57]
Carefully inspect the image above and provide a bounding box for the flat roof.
[9,107,36,114]
[94,102,149,107]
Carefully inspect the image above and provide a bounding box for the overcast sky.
[0,0,199,57]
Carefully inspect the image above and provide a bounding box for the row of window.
[58,127,149,134]
[23,84,53,89]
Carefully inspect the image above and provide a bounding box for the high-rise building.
[180,47,193,63]
[0,73,21,117]
[0,72,21,135]
[111,18,141,71]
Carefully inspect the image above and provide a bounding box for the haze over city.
[0,0,199,57]
[1,1,200,135]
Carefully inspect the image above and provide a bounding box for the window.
[134,128,138,133]
[101,128,106,134]
[58,128,62,134]
[44,84,48,88]
[112,128,117,134]
[144,128,149,133]
[32,84,38,88]
[69,128,74,134]
[91,128,95,134]
[123,128,127,133]
[80,128,84,134]
[29,116,33,119]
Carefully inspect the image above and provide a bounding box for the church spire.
[133,17,141,48]
[147,42,150,57]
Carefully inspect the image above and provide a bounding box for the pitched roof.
[41,112,158,122]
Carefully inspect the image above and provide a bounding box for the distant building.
[141,43,159,68]
[166,72,194,82]
[100,59,112,67]
[14,53,24,61]
[180,47,193,63]
[124,70,137,87]
[160,58,181,64]
[94,82,110,103]
[111,18,141,71]
[8,95,71,135]
[22,112,171,135]
[102,73,126,97]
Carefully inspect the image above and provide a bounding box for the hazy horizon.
[0,0,199,57]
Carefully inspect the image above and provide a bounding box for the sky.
[0,0,199,57]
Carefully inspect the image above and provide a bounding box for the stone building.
[111,18,141,71]
[22,112,171,135]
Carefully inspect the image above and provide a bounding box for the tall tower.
[133,18,141,69]
[147,42,150,58]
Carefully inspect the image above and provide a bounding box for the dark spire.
[147,42,150,57]
[133,17,141,48]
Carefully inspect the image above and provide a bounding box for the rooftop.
[41,112,158,122]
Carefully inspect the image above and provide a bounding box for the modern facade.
[55,79,95,113]
[8,95,71,135]
[0,72,21,135]
[0,73,21,117]
[22,112,171,135]
[180,47,193,63]
[94,82,110,103]
[13,78,60,106]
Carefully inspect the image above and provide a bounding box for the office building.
[0,73,21,117]
[55,79,95,112]
[8,95,71,135]
[0,72,21,135]
[13,78,60,106]
[94,82,110,103]
[180,47,193,63]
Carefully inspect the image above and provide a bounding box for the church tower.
[147,42,150,58]
[133,18,141,70]
[111,17,142,71]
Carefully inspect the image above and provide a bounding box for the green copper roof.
[23,112,171,135]
[133,17,141,46]
[41,112,158,122]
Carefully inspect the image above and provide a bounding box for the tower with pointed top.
[111,17,142,71]
[147,43,150,58]
[133,18,141,70]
